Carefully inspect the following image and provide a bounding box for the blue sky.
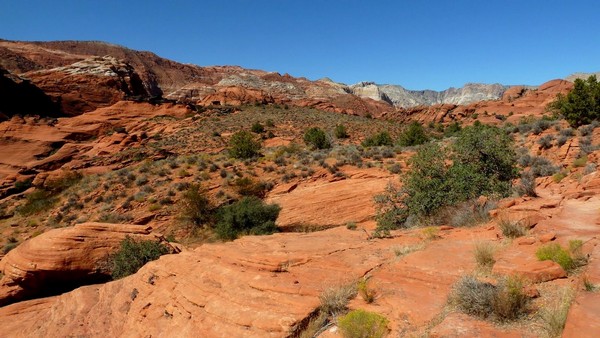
[2,0,599,90]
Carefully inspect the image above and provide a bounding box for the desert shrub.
[179,184,214,227]
[233,177,271,198]
[337,309,388,338]
[552,171,567,183]
[250,122,264,134]
[450,275,528,322]
[556,135,569,147]
[532,119,553,135]
[303,127,331,149]
[357,278,375,303]
[3,238,18,254]
[45,171,83,193]
[539,287,575,337]
[474,242,496,269]
[549,75,600,127]
[108,236,169,279]
[319,283,357,316]
[584,163,597,175]
[530,156,560,177]
[538,134,555,149]
[493,276,529,321]
[215,197,280,240]
[375,124,517,231]
[397,122,429,147]
[536,243,575,272]
[498,217,527,238]
[515,171,537,197]
[228,130,261,159]
[362,131,393,147]
[573,155,588,168]
[450,275,497,318]
[448,199,494,227]
[579,136,595,154]
[444,121,462,136]
[559,128,575,137]
[334,124,349,139]
[13,178,33,193]
[17,189,58,215]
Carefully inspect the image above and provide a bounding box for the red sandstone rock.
[492,259,566,283]
[0,222,173,306]
[539,232,557,243]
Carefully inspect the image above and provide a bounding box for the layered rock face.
[350,81,508,107]
[0,67,60,119]
[0,222,174,306]
[21,56,148,115]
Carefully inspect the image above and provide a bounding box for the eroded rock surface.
[0,222,172,306]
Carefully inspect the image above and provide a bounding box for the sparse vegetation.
[539,287,575,337]
[108,236,169,279]
[334,124,349,139]
[319,283,357,316]
[357,278,376,303]
[498,217,527,238]
[473,242,496,269]
[337,309,388,338]
[215,196,280,240]
[362,131,393,147]
[449,275,528,322]
[535,242,587,273]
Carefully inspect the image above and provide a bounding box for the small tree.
[397,121,429,147]
[304,127,331,149]
[549,75,600,127]
[229,130,261,159]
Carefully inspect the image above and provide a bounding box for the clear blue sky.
[2,0,599,90]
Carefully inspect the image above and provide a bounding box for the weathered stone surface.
[492,257,566,283]
[0,222,172,306]
[266,167,392,230]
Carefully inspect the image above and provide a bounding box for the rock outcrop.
[0,222,174,306]
[350,81,508,108]
[21,56,148,115]
[0,67,60,120]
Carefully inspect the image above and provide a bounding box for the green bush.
[334,124,349,139]
[397,121,429,147]
[179,184,214,227]
[337,309,389,338]
[362,131,393,147]
[303,127,331,149]
[536,243,575,272]
[215,196,281,240]
[228,131,261,159]
[109,236,169,279]
[549,75,600,127]
[375,124,517,230]
[251,122,265,134]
